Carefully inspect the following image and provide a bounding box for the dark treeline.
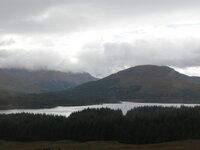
[1,106,200,144]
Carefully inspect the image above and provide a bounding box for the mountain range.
[51,65,200,105]
[1,65,200,109]
[0,68,97,93]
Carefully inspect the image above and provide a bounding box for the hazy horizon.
[1,64,200,79]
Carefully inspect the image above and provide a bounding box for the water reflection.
[0,102,199,117]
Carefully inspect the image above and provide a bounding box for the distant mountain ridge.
[105,65,200,93]
[42,65,200,105]
[0,68,97,93]
[1,65,200,109]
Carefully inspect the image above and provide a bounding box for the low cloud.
[76,38,200,77]
[0,37,200,78]
[0,0,200,77]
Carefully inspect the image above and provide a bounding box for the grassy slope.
[106,65,200,94]
[0,140,200,150]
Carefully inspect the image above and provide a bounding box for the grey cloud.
[0,48,64,70]
[1,0,200,34]
[76,39,200,77]
[0,39,15,46]
[0,49,12,58]
[0,48,84,74]
[0,0,200,77]
[0,38,200,78]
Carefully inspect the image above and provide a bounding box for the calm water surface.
[0,101,199,117]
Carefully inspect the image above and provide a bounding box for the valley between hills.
[1,65,200,109]
[1,65,200,149]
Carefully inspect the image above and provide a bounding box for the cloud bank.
[0,0,200,77]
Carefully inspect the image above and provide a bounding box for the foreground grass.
[0,140,200,150]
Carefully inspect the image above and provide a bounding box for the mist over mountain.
[0,69,38,93]
[2,1,200,148]
[0,68,97,93]
[1,0,200,78]
[1,65,200,109]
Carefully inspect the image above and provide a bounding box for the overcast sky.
[1,0,200,77]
